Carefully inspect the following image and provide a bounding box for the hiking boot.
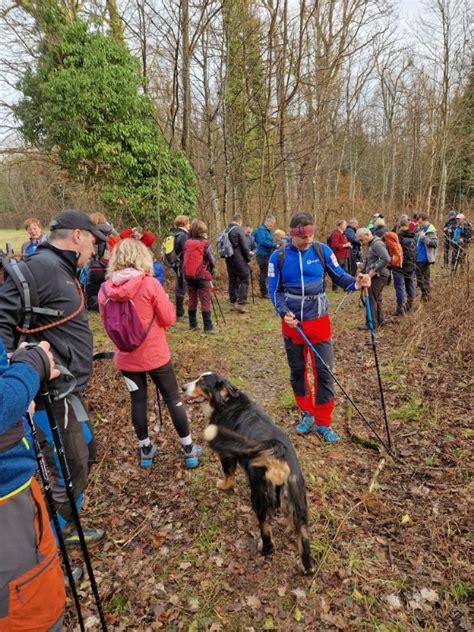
[64,566,83,588]
[176,297,185,320]
[357,324,370,331]
[140,443,157,469]
[295,412,315,434]
[230,303,238,311]
[312,425,339,442]
[405,300,413,312]
[188,309,198,330]
[391,305,405,317]
[64,527,106,547]
[261,294,270,299]
[203,311,216,335]
[236,304,248,314]
[184,444,203,469]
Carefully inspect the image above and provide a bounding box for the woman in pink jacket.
[98,239,202,469]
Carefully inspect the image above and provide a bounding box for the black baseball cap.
[50,209,111,242]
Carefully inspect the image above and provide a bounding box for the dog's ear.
[216,376,240,399]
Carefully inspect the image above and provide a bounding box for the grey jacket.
[366,236,391,278]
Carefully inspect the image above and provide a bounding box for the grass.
[391,394,425,422]
[0,228,28,253]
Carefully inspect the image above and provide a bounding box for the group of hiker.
[0,204,471,629]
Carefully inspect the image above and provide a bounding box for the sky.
[0,0,425,150]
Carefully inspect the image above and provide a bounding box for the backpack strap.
[3,259,64,339]
[277,240,329,290]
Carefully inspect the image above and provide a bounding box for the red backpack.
[382,232,404,268]
[183,239,210,279]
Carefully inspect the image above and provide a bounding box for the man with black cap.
[0,209,110,573]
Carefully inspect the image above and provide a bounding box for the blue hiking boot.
[312,425,339,442]
[295,412,315,434]
[140,443,157,469]
[184,444,203,469]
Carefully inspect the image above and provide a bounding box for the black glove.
[10,345,51,384]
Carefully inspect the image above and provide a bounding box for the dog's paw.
[216,478,234,491]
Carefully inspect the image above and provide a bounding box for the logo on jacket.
[268,262,275,277]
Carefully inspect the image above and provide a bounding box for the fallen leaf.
[294,606,303,622]
[277,586,287,597]
[386,593,402,609]
[245,595,261,610]
[291,587,306,602]
[401,514,413,525]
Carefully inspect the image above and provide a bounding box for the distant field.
[0,229,27,253]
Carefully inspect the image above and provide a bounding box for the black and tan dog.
[182,372,315,573]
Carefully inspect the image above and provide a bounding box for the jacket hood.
[105,269,146,300]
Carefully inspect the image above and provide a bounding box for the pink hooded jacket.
[98,269,175,372]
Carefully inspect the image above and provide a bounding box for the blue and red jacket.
[268,242,357,322]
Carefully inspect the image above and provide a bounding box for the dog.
[182,371,315,573]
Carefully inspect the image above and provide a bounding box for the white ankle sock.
[139,438,151,448]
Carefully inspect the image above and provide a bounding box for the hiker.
[183,220,216,334]
[120,225,156,248]
[244,224,257,255]
[20,217,47,256]
[367,213,382,232]
[273,229,289,249]
[0,209,110,558]
[223,214,251,313]
[268,212,371,442]
[253,215,276,298]
[372,217,388,238]
[330,220,352,291]
[172,215,191,322]
[356,227,391,329]
[443,210,457,266]
[415,214,438,301]
[451,213,472,271]
[345,218,361,276]
[83,211,120,311]
[98,238,203,468]
[0,339,66,629]
[393,216,417,315]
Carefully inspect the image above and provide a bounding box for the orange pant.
[0,478,65,631]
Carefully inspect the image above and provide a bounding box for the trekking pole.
[362,288,393,450]
[210,295,219,325]
[334,291,351,315]
[211,286,226,324]
[25,411,86,632]
[249,268,255,305]
[294,324,394,458]
[39,382,108,631]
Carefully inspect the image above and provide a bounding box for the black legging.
[122,361,189,441]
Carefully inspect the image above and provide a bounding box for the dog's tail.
[204,424,290,486]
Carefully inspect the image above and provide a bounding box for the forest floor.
[64,265,472,631]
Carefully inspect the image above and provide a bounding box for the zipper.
[31,492,44,558]
[298,251,305,322]
[15,551,58,604]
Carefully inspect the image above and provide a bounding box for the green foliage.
[14,20,197,229]
[448,67,474,204]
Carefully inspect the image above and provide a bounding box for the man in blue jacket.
[268,213,370,442]
[253,215,276,298]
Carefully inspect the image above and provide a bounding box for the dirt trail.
[69,277,471,631]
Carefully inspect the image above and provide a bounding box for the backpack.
[216,225,237,258]
[101,285,155,352]
[162,233,178,267]
[2,258,75,340]
[183,239,208,279]
[382,232,403,268]
[277,241,329,290]
[399,233,416,267]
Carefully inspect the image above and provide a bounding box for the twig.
[368,458,386,493]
